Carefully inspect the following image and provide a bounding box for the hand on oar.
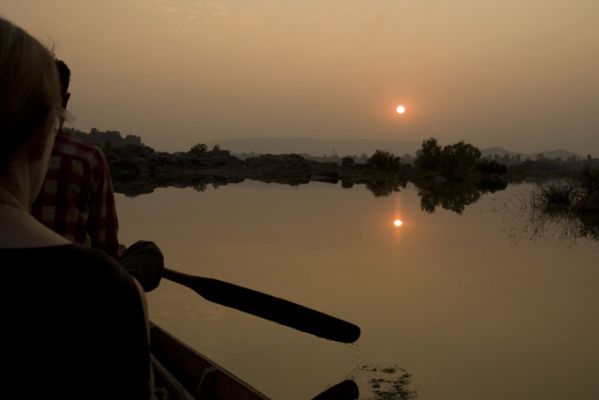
[162,268,361,343]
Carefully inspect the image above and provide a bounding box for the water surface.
[116,181,599,399]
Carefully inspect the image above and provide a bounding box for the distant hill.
[208,137,420,157]
[481,146,519,158]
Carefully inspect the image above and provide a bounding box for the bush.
[542,184,574,206]
[532,181,576,212]
[367,150,401,171]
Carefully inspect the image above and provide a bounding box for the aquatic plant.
[356,364,419,400]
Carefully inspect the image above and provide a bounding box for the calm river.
[116,181,599,400]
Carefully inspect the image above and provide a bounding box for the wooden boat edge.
[150,322,270,400]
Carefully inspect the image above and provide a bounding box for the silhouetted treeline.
[84,133,599,218]
[101,138,507,204]
[105,142,411,196]
[413,137,507,179]
[63,127,142,149]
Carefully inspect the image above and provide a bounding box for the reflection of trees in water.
[354,364,418,400]
[188,178,233,193]
[414,179,507,214]
[365,179,408,198]
[118,174,509,220]
[359,178,507,215]
[416,182,480,214]
[116,176,245,197]
[192,182,207,192]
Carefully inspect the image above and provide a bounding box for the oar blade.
[312,380,359,400]
[163,269,361,343]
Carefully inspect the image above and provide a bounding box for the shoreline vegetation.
[66,128,599,216]
[524,169,599,241]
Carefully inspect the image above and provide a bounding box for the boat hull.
[150,323,269,400]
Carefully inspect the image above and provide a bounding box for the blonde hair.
[0,16,61,168]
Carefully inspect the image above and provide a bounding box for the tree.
[189,143,207,156]
[367,150,401,171]
[439,141,481,177]
[414,138,442,170]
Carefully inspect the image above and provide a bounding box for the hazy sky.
[4,0,599,153]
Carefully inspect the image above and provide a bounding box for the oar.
[312,380,359,400]
[163,268,361,343]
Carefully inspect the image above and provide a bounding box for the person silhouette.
[30,58,163,292]
[0,16,153,399]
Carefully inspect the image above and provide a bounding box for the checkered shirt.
[31,133,120,259]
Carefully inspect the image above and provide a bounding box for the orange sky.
[4,0,599,153]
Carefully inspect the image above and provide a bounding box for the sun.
[393,219,403,227]
[395,105,406,115]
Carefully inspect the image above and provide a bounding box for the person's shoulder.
[1,244,135,291]
[52,242,114,258]
[39,242,111,262]
[40,244,132,285]
[61,244,127,273]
